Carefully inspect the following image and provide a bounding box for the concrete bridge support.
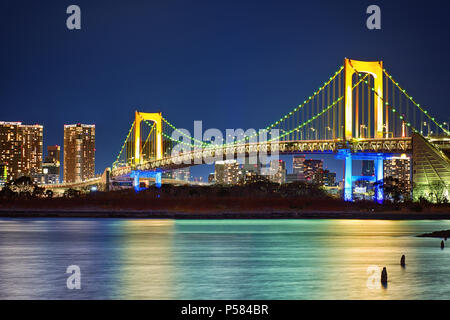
[338,149,386,203]
[131,170,162,192]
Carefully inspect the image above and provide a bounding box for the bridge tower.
[134,111,163,164]
[344,59,384,140]
[342,59,385,203]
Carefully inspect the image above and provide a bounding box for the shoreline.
[1,209,450,220]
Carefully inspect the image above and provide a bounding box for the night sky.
[1,0,450,181]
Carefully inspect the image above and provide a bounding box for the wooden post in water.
[381,267,388,284]
[400,255,406,267]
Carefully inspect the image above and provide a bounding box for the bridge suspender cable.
[112,121,135,168]
[138,75,369,150]
[383,70,449,135]
[348,62,442,137]
[267,74,369,142]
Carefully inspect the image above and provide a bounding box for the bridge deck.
[111,137,412,177]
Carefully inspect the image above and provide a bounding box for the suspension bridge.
[47,58,450,203]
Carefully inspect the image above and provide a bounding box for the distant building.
[240,157,266,184]
[323,170,336,186]
[288,155,306,183]
[173,167,190,182]
[242,157,262,174]
[63,124,95,183]
[241,170,269,185]
[0,121,43,182]
[215,160,240,185]
[362,160,374,176]
[45,145,60,164]
[304,159,323,184]
[384,156,412,196]
[269,160,286,184]
[293,156,305,176]
[356,160,375,189]
[38,145,61,185]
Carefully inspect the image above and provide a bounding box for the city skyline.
[0,118,347,183]
[0,118,434,187]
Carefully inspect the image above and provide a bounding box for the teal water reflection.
[0,218,449,299]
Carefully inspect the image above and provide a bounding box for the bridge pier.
[155,171,162,188]
[131,170,162,192]
[344,151,353,202]
[374,155,384,204]
[133,171,141,192]
[337,150,388,203]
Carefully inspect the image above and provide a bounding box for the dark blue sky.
[1,0,450,180]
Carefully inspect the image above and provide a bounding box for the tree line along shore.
[1,178,449,216]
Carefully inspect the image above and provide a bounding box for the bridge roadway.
[43,176,201,193]
[111,137,412,177]
[42,137,412,191]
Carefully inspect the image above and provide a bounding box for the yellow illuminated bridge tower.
[131,111,163,190]
[341,58,385,203]
[134,111,163,163]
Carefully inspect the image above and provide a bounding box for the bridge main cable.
[159,65,345,148]
[139,75,368,148]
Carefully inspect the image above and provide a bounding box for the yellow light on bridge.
[344,59,384,140]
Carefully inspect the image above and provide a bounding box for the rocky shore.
[417,230,450,238]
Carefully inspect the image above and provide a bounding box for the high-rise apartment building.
[64,124,95,183]
[215,160,240,185]
[384,156,412,196]
[291,155,306,182]
[304,159,323,184]
[0,121,43,181]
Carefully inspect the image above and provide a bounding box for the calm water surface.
[0,218,449,299]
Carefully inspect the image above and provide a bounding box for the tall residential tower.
[63,124,95,183]
[0,121,43,182]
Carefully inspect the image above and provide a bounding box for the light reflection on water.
[0,218,449,299]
